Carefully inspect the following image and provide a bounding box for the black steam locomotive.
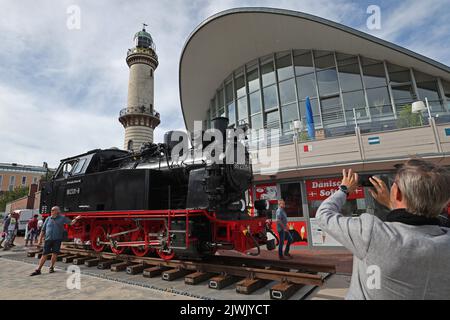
[40,117,272,260]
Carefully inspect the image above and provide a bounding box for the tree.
[0,186,29,212]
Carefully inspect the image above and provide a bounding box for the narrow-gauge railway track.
[27,246,335,299]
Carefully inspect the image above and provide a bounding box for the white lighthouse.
[119,24,160,152]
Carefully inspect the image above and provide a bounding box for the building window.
[366,87,393,119]
[235,73,246,98]
[338,63,363,92]
[225,82,233,104]
[280,182,303,217]
[227,102,236,126]
[316,69,340,96]
[247,68,260,93]
[279,78,296,106]
[299,98,321,127]
[217,88,224,109]
[251,113,263,130]
[276,52,294,82]
[261,61,276,87]
[281,103,299,134]
[441,80,450,112]
[293,51,314,76]
[343,90,368,122]
[414,71,444,114]
[237,97,248,124]
[336,53,359,66]
[9,175,15,191]
[249,91,262,114]
[265,110,280,129]
[33,177,38,184]
[21,176,26,186]
[0,175,2,191]
[127,140,133,151]
[263,84,278,110]
[391,85,415,114]
[296,73,317,100]
[387,63,411,86]
[314,51,335,70]
[362,60,387,89]
[320,96,344,126]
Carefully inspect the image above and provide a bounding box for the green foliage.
[397,104,422,128]
[298,131,310,142]
[0,186,29,212]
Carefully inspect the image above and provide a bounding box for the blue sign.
[368,136,380,145]
[445,128,450,136]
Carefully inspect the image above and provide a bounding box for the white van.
[15,209,41,235]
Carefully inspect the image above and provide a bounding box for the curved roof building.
[180,7,450,132]
[178,7,450,249]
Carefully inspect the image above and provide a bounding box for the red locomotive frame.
[44,209,268,260]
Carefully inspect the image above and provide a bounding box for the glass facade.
[205,49,449,137]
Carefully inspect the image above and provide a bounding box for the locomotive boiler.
[40,117,273,260]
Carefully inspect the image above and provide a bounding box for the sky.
[0,0,449,168]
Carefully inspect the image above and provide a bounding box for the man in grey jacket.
[317,159,450,299]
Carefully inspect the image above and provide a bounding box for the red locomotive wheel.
[131,229,149,257]
[91,225,107,252]
[157,248,175,260]
[110,226,129,255]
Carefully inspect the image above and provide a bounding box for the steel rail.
[59,247,332,286]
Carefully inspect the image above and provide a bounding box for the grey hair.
[395,159,450,218]
[51,206,61,213]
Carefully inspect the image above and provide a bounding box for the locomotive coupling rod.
[107,226,140,240]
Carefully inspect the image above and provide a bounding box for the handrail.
[119,107,160,118]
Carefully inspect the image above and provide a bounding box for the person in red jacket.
[25,215,39,246]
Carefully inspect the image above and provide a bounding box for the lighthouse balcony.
[127,47,158,60]
[119,106,160,119]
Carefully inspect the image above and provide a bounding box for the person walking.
[276,199,293,260]
[0,213,11,248]
[2,213,18,251]
[30,206,81,276]
[316,159,450,299]
[25,214,39,246]
[35,218,43,243]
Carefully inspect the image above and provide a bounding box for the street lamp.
[412,98,432,119]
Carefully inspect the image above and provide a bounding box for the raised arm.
[316,169,375,259]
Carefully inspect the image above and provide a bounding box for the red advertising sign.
[255,183,278,204]
[271,221,308,246]
[305,178,364,201]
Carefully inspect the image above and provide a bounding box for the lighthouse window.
[279,182,303,217]
[150,69,153,77]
